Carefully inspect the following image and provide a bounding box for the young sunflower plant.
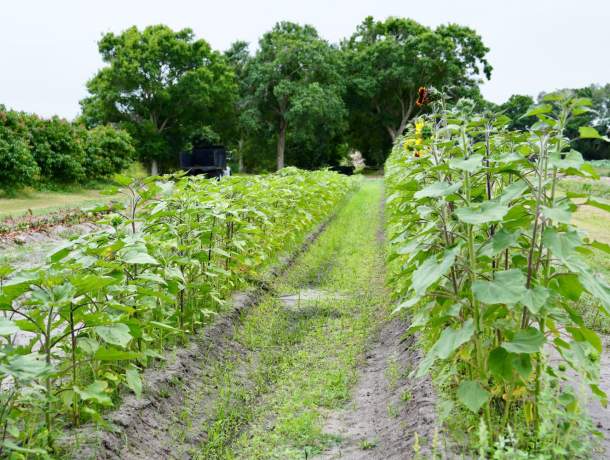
[386,91,610,454]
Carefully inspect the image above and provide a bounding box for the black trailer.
[180,143,231,178]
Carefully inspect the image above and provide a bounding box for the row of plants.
[0,167,354,457]
[0,107,135,193]
[0,207,116,238]
[385,92,610,457]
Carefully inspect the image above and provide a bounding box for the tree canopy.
[80,24,237,173]
[342,16,492,166]
[242,22,346,170]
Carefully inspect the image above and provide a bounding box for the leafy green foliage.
[0,168,353,456]
[342,16,492,166]
[0,105,135,189]
[241,22,346,170]
[386,91,610,455]
[80,24,237,173]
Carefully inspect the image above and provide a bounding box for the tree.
[80,25,236,174]
[567,84,610,160]
[343,17,492,165]
[224,41,258,172]
[498,94,536,130]
[244,22,346,170]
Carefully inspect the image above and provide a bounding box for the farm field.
[0,5,609,458]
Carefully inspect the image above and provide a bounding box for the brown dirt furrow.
[316,317,442,460]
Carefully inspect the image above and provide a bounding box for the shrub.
[83,125,135,178]
[0,125,39,193]
[27,115,86,183]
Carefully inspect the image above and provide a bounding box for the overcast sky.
[1,0,608,119]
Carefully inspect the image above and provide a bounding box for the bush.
[27,116,86,183]
[83,125,135,178]
[0,126,39,193]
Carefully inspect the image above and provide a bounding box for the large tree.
[343,17,492,165]
[244,22,346,170]
[80,25,236,173]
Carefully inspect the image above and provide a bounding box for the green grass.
[194,180,387,459]
[0,163,148,219]
[0,188,112,219]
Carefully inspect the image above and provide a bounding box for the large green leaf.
[579,126,610,141]
[479,228,520,257]
[411,246,459,296]
[126,367,143,399]
[434,319,475,359]
[94,324,133,348]
[472,269,527,305]
[449,155,483,173]
[75,380,113,406]
[586,198,610,214]
[498,180,528,205]
[502,327,545,354]
[457,380,490,413]
[488,347,513,381]
[0,318,19,336]
[542,228,582,262]
[541,205,572,224]
[94,348,141,361]
[520,286,550,314]
[577,270,610,313]
[414,181,462,199]
[455,201,509,225]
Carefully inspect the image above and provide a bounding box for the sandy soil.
[315,318,443,460]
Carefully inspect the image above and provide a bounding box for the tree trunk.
[150,159,159,176]
[276,118,287,170]
[238,139,244,173]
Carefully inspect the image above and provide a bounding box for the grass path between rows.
[195,179,389,459]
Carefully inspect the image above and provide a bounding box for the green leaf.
[455,201,509,225]
[541,205,572,224]
[579,126,609,141]
[524,104,552,117]
[449,155,483,173]
[411,246,460,296]
[586,198,610,214]
[520,286,550,314]
[542,228,582,262]
[94,323,133,348]
[512,354,532,379]
[94,348,141,361]
[413,181,462,199]
[472,269,527,305]
[434,319,475,359]
[457,380,490,413]
[488,347,513,381]
[126,367,143,399]
[577,270,610,313]
[502,327,545,354]
[122,251,159,265]
[498,180,528,205]
[0,318,19,336]
[75,380,113,406]
[479,228,520,257]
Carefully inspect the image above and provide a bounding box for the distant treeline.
[2,18,608,188]
[0,107,134,192]
[489,84,610,161]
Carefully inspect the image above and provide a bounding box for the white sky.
[0,0,608,119]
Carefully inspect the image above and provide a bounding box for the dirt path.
[316,319,439,460]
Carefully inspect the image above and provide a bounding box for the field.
[0,117,609,459]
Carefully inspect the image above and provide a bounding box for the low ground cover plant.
[386,92,610,457]
[0,168,354,456]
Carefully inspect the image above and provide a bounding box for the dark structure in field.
[180,143,231,178]
[329,165,355,176]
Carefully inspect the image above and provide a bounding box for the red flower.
[416,87,428,107]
